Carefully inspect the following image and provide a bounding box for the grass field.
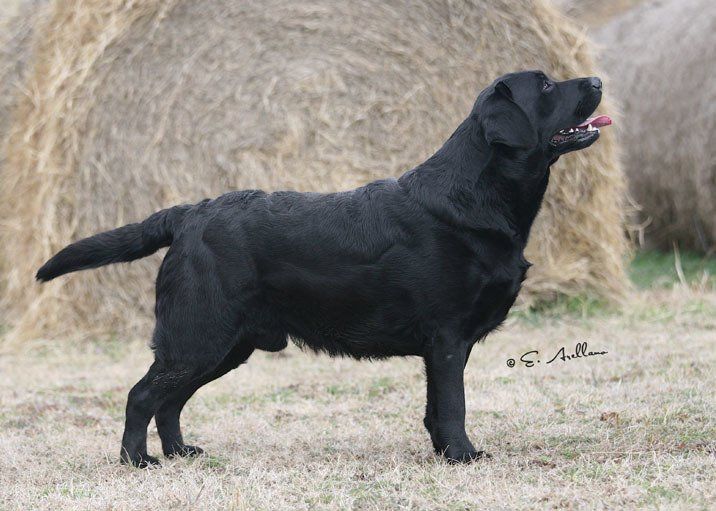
[1,253,715,510]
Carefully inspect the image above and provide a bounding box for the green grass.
[513,250,716,324]
[368,376,397,397]
[630,250,716,289]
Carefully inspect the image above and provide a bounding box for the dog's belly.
[288,322,424,359]
[261,258,528,357]
[259,269,427,358]
[274,285,426,359]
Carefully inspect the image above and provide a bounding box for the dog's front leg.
[424,337,488,463]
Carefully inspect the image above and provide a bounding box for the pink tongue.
[577,115,612,129]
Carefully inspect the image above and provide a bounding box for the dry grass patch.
[1,288,714,510]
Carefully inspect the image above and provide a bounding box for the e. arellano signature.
[506,342,608,368]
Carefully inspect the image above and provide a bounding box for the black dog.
[37,70,611,467]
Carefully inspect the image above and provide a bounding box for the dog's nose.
[588,77,602,90]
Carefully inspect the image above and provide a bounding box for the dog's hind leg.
[120,360,207,468]
[155,342,254,458]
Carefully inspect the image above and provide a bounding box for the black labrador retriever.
[37,70,611,467]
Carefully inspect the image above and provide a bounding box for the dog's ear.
[480,81,537,150]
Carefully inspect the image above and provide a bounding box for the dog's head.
[473,70,611,156]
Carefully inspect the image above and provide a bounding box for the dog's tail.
[36,205,192,282]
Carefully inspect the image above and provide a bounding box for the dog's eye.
[542,80,553,92]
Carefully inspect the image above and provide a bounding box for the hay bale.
[554,0,647,27]
[0,0,44,172]
[0,0,45,300]
[598,0,716,251]
[0,1,25,21]
[0,0,628,340]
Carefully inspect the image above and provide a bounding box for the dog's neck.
[483,148,552,242]
[398,117,552,246]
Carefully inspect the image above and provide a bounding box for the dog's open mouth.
[550,115,612,147]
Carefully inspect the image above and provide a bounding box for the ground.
[0,252,714,510]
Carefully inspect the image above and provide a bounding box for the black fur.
[36,205,192,282]
[37,71,605,467]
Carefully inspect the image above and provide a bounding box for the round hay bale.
[554,0,647,27]
[598,0,716,251]
[0,0,45,298]
[0,0,44,169]
[0,0,628,340]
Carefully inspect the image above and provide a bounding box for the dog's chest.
[456,251,530,341]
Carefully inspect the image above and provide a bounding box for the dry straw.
[554,0,647,27]
[0,0,628,341]
[598,0,716,251]
[0,0,43,194]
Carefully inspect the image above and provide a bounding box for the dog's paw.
[442,448,492,464]
[164,444,205,458]
[120,452,162,468]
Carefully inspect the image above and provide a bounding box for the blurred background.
[0,1,714,509]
